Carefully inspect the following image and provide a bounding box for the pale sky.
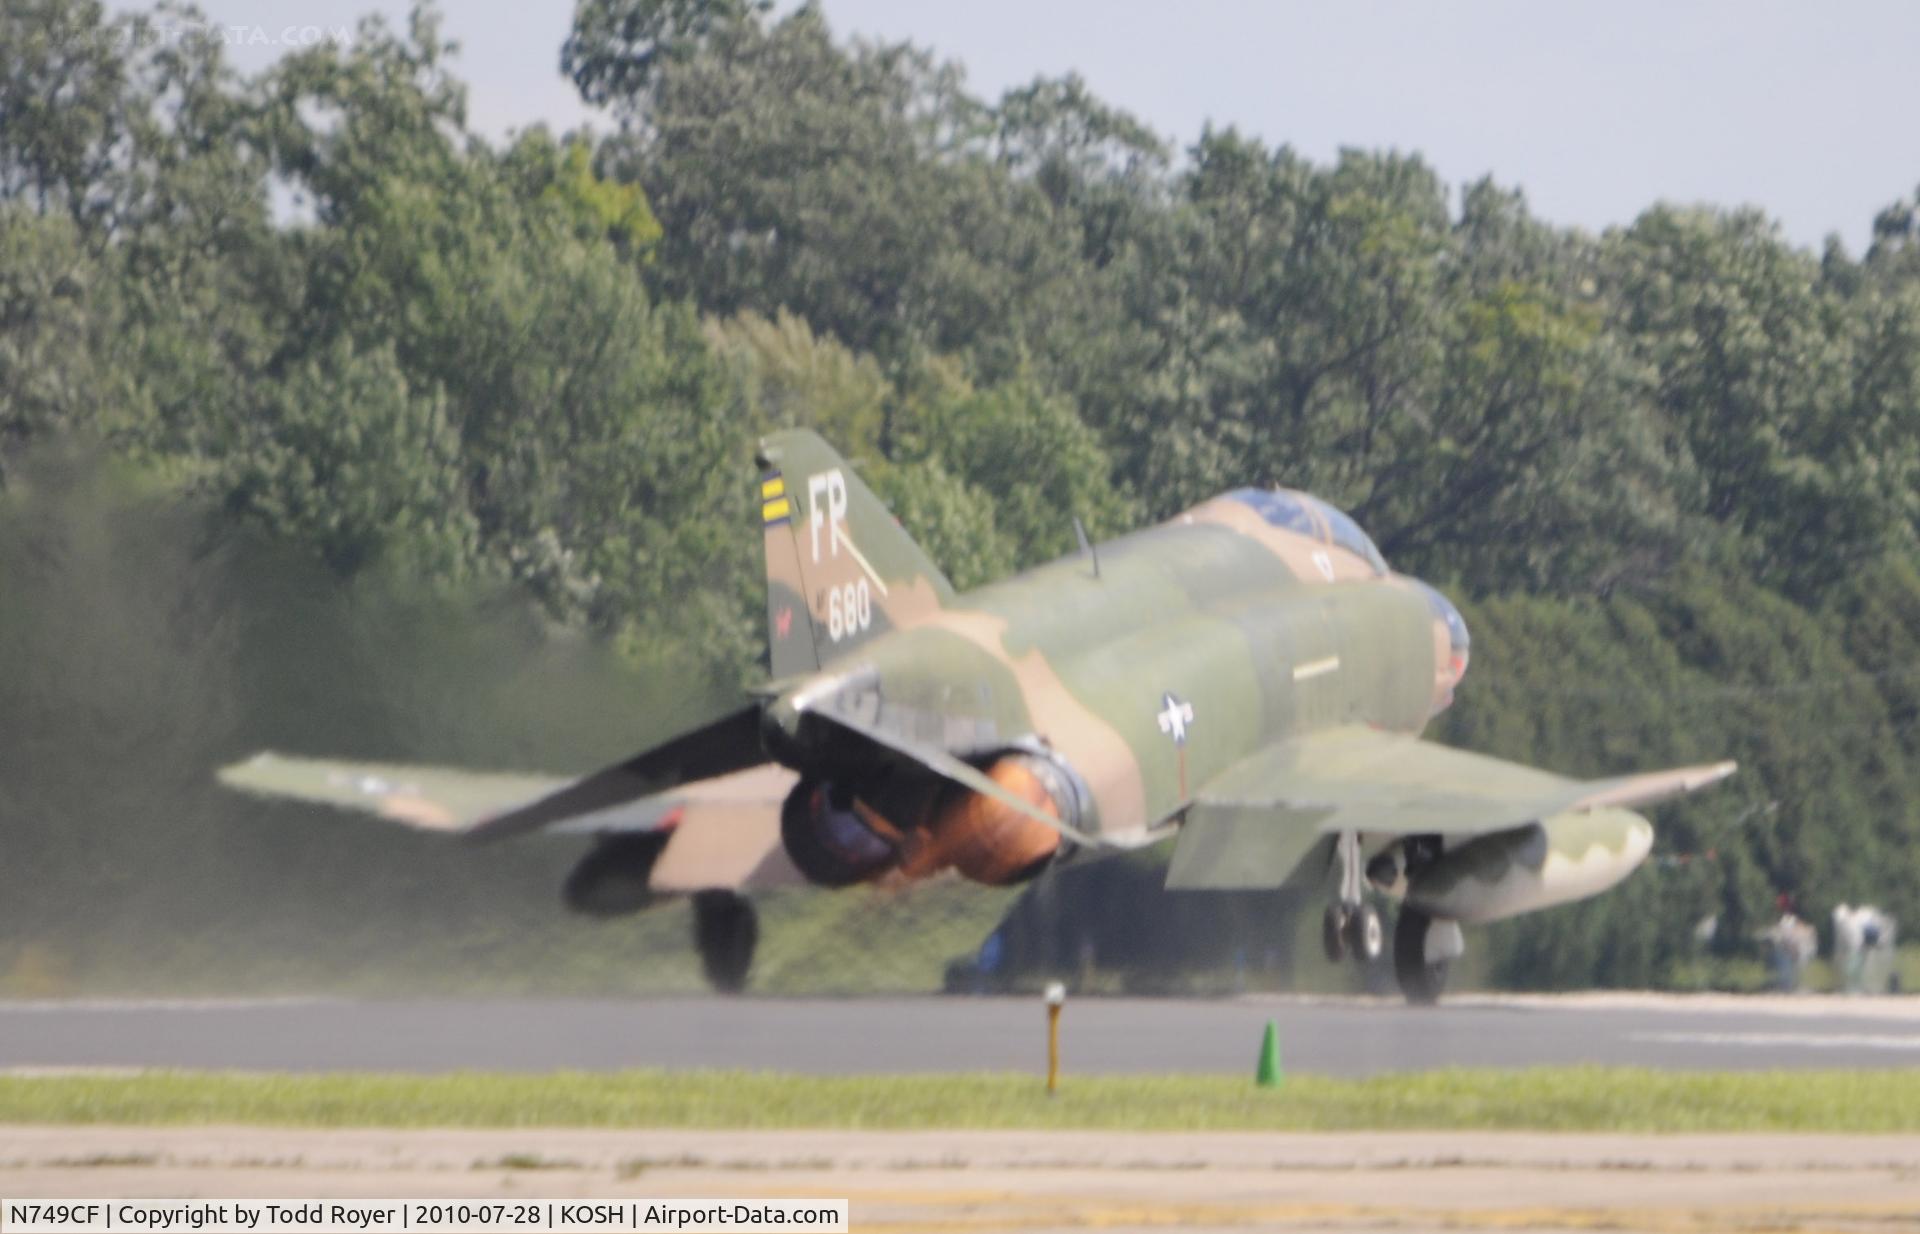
[115,0,1920,253]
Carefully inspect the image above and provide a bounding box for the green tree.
[0,211,112,480]
[223,337,478,580]
[564,0,768,105]
[1602,207,1905,597]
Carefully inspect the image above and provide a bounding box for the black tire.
[1394,906,1451,1005]
[1345,903,1384,962]
[1321,903,1349,964]
[692,890,758,994]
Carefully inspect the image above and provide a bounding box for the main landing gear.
[1322,831,1459,1004]
[1386,835,1461,1005]
[1393,907,1452,1005]
[1321,902,1383,963]
[692,890,758,993]
[1321,832,1384,964]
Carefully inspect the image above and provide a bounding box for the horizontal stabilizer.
[219,703,770,843]
[218,755,564,832]
[465,704,766,842]
[617,764,802,893]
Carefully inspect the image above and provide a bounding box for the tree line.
[7,0,1920,987]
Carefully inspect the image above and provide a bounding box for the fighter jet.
[221,431,1735,1002]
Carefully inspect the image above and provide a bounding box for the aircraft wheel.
[1344,903,1384,963]
[1321,904,1349,964]
[1394,906,1451,1005]
[692,890,758,994]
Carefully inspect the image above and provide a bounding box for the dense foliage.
[7,0,1920,989]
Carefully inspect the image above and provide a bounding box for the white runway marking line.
[0,998,333,1013]
[1632,1029,1920,1051]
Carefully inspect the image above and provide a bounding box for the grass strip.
[1,1068,1916,1133]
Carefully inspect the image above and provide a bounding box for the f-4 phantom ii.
[222,431,1736,1002]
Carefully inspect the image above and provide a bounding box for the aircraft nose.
[1410,580,1470,705]
[1438,592,1470,686]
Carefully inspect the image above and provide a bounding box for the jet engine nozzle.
[779,778,901,887]
[905,753,1070,886]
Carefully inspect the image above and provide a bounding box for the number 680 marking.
[827,579,872,641]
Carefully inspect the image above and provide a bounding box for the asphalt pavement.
[3,993,1918,1075]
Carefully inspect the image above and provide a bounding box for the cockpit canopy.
[1225,487,1389,576]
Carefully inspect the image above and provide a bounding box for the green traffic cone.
[1255,1019,1282,1088]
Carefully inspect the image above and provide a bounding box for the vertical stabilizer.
[756,430,954,675]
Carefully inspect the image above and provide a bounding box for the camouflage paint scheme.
[221,429,1735,998]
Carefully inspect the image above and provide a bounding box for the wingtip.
[214,751,278,786]
[1700,759,1739,786]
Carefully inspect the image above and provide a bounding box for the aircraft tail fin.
[756,430,953,675]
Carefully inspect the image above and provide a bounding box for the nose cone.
[1410,580,1470,709]
[1439,593,1470,685]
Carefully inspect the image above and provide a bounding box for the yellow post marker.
[1044,981,1066,1096]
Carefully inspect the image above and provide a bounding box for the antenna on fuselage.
[1073,515,1101,579]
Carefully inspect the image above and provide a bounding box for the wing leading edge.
[1166,726,1735,890]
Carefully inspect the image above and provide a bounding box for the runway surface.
[3,993,1919,1074]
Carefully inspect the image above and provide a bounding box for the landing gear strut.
[1321,903,1348,963]
[1321,832,1383,965]
[691,890,758,993]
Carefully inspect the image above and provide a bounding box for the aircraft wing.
[1166,726,1734,890]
